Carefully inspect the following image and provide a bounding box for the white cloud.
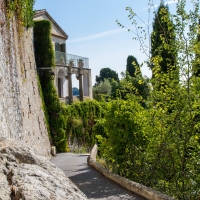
[68,28,126,43]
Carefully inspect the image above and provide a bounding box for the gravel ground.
[51,153,147,200]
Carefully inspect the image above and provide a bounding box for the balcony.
[55,51,89,68]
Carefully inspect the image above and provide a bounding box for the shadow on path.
[51,153,146,200]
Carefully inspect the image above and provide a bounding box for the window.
[55,43,60,51]
[55,43,66,53]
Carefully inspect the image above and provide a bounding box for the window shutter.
[60,43,66,53]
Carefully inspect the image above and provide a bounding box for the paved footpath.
[51,153,147,200]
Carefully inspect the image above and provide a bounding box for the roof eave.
[34,10,68,40]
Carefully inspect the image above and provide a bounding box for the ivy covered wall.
[34,20,67,152]
[6,0,35,28]
[63,100,104,150]
[0,0,51,157]
[34,20,103,152]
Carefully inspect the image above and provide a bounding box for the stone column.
[78,60,84,101]
[88,69,93,99]
[66,66,73,104]
[78,69,84,101]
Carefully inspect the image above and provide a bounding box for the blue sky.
[34,0,179,87]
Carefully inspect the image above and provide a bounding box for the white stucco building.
[34,10,92,103]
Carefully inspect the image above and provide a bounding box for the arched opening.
[58,69,67,98]
[72,73,79,101]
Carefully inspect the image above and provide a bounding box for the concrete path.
[51,153,147,200]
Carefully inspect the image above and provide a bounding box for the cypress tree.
[126,55,140,77]
[151,2,178,87]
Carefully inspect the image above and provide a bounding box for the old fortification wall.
[0,0,51,158]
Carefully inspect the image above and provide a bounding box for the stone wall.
[88,145,175,200]
[0,138,87,200]
[0,0,51,158]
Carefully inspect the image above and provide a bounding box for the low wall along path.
[51,151,147,200]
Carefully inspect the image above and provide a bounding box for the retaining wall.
[0,0,51,158]
[88,144,175,200]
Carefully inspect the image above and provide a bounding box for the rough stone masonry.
[0,0,51,158]
[0,2,89,199]
[0,138,87,200]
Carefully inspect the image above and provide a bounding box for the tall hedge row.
[34,20,67,151]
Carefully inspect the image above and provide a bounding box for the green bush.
[34,20,105,151]
[34,20,67,152]
[96,98,148,178]
[63,100,104,150]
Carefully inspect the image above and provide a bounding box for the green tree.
[93,79,112,101]
[109,70,150,107]
[95,68,119,85]
[108,0,200,198]
[96,98,148,180]
[126,55,140,77]
[109,55,149,103]
[193,19,200,77]
[151,2,178,89]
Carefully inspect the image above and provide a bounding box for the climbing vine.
[34,20,105,152]
[33,20,55,68]
[63,100,104,151]
[5,0,35,28]
[34,20,67,152]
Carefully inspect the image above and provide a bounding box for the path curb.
[88,144,175,200]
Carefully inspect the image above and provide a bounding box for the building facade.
[34,10,92,103]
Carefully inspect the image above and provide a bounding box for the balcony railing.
[55,51,89,68]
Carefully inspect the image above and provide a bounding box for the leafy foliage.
[126,55,140,77]
[31,2,200,198]
[95,68,119,85]
[96,0,200,199]
[93,79,112,101]
[34,20,55,68]
[34,20,67,152]
[6,0,35,28]
[151,2,178,89]
[34,20,106,152]
[193,19,200,77]
[95,98,148,178]
[63,100,104,150]
[146,84,200,198]
[110,72,150,107]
